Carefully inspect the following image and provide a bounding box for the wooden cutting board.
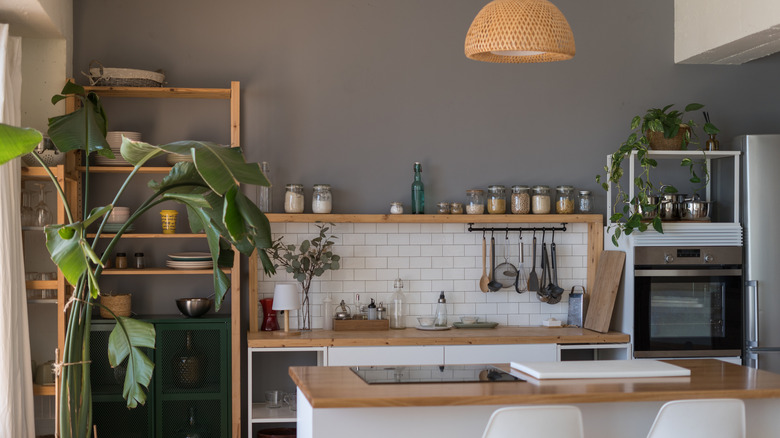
[583,250,626,333]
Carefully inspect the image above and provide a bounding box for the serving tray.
[453,322,499,329]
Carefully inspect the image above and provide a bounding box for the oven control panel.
[635,246,742,266]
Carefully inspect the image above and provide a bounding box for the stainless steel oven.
[633,246,743,358]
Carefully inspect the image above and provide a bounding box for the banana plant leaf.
[107,316,155,409]
[0,125,41,165]
[48,82,113,158]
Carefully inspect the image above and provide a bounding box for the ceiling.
[0,0,64,38]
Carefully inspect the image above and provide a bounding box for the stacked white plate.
[93,131,141,166]
[166,152,194,166]
[166,252,213,270]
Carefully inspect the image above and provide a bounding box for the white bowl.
[417,316,436,327]
[106,131,141,149]
[460,316,479,325]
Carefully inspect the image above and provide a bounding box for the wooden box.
[333,319,389,331]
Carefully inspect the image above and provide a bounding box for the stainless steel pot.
[681,196,711,220]
[659,193,686,220]
[638,196,661,219]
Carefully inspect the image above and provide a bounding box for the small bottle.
[134,252,145,269]
[465,189,485,214]
[312,184,332,214]
[487,185,507,214]
[706,133,719,151]
[258,161,272,212]
[367,298,377,320]
[389,278,406,329]
[376,302,386,320]
[390,202,404,214]
[284,184,305,213]
[411,162,425,214]
[435,291,448,327]
[115,252,127,269]
[577,190,593,213]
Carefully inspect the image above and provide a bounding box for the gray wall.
[73,0,780,216]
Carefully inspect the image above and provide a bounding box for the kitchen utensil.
[546,233,565,304]
[479,234,489,293]
[566,285,588,327]
[176,297,213,317]
[584,251,627,333]
[537,238,550,302]
[487,233,503,292]
[638,195,661,219]
[265,390,282,408]
[494,233,517,288]
[417,316,436,327]
[527,234,539,292]
[514,234,527,293]
[680,194,711,220]
[460,316,479,324]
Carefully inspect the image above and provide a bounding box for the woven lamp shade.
[465,0,575,63]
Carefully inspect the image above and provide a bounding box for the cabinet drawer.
[444,344,557,365]
[327,346,444,366]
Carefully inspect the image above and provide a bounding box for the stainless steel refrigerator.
[738,134,780,373]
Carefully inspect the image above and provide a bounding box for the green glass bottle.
[411,162,425,214]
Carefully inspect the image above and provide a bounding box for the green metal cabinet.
[91,316,230,437]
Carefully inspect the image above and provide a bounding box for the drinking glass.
[20,188,34,227]
[33,183,52,227]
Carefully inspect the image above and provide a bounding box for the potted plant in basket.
[596,103,719,246]
[0,82,276,438]
[267,223,340,330]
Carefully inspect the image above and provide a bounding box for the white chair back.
[481,405,584,438]
[646,398,746,438]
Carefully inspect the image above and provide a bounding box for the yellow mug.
[160,210,178,234]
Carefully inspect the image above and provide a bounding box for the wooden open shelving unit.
[247,213,604,333]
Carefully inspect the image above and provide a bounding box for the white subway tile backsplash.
[261,221,588,329]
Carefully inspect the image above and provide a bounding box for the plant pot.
[647,126,690,150]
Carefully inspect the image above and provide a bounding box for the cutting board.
[583,250,626,333]
[510,359,691,380]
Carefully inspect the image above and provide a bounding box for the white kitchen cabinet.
[327,346,443,366]
[444,344,556,365]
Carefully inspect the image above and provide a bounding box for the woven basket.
[100,294,131,318]
[83,61,165,87]
[647,126,690,150]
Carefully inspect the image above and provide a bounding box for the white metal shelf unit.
[248,347,327,425]
[606,150,741,224]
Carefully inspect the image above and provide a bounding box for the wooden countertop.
[247,327,630,348]
[289,359,780,408]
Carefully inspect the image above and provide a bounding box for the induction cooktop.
[350,364,523,384]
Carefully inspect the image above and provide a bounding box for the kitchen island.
[289,359,780,438]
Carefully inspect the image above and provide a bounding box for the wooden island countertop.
[289,359,780,409]
[247,326,629,348]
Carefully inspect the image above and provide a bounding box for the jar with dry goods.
[390,202,404,214]
[284,184,305,213]
[312,184,332,214]
[487,185,506,214]
[531,185,551,214]
[577,190,593,213]
[465,189,485,215]
[511,185,531,214]
[450,202,464,214]
[436,202,450,214]
[555,185,575,214]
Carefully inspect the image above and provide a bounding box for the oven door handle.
[634,269,743,277]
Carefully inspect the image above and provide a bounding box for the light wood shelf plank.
[100,268,230,275]
[77,165,172,174]
[87,233,207,239]
[33,384,55,396]
[265,213,602,224]
[83,86,231,99]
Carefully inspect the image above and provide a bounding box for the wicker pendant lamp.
[465,0,575,63]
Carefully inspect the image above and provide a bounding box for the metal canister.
[376,302,386,320]
[566,286,588,327]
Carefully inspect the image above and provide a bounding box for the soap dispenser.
[435,291,448,327]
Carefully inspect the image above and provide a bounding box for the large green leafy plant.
[596,103,719,246]
[0,82,275,438]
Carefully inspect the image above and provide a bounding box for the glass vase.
[298,285,312,331]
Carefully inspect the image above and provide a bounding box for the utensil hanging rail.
[467,223,567,234]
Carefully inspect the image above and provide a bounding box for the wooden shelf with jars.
[67,81,244,436]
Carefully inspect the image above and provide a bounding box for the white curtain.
[0,23,35,438]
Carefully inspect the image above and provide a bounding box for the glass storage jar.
[284,184,305,213]
[577,190,593,213]
[555,185,575,214]
[511,185,531,214]
[436,202,450,214]
[312,184,332,214]
[450,202,464,214]
[390,202,404,214]
[487,185,506,214]
[465,189,485,215]
[531,186,551,214]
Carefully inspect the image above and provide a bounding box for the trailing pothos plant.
[0,82,275,438]
[596,103,719,246]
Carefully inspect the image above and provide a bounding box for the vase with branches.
[267,223,340,330]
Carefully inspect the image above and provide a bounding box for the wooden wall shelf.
[265,213,602,224]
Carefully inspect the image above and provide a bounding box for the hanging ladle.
[487,231,503,292]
